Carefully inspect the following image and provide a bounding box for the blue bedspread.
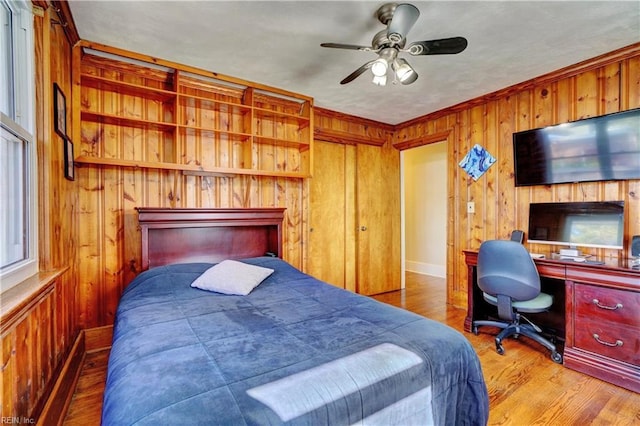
[102,257,489,425]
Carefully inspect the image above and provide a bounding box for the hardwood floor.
[374,273,640,425]
[63,350,109,425]
[63,272,640,425]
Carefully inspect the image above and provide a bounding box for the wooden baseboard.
[37,330,85,426]
[85,324,113,352]
[36,325,113,425]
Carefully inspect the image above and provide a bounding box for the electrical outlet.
[467,202,475,214]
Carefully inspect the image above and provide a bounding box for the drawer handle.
[592,334,623,348]
[592,299,623,310]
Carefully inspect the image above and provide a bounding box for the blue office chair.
[472,240,563,364]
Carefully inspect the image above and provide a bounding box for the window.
[1,0,36,292]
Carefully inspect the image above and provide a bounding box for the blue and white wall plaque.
[459,144,496,181]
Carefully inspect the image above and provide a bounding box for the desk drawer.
[574,283,640,327]
[573,318,640,365]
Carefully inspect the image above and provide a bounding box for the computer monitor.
[527,201,624,250]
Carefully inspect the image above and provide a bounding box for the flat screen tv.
[513,108,640,186]
[527,201,624,250]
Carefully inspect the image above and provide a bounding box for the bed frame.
[136,207,285,270]
[103,208,489,425]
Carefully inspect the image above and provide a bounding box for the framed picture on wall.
[64,136,74,181]
[54,83,67,138]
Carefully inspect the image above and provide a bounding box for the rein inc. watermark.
[2,418,35,424]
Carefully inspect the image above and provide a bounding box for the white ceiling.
[68,1,640,125]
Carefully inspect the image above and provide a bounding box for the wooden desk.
[463,250,640,393]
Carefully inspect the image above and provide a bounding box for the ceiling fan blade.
[321,43,373,52]
[407,37,468,55]
[340,61,375,85]
[387,3,420,43]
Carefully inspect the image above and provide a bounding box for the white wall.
[403,142,447,278]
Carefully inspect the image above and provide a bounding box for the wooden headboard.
[136,208,285,270]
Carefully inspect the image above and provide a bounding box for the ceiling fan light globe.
[393,61,411,79]
[392,58,418,84]
[372,74,387,86]
[371,58,388,77]
[399,68,418,85]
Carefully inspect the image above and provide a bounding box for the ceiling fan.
[321,2,468,86]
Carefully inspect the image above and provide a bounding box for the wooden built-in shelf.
[81,74,176,101]
[74,156,310,179]
[182,168,310,179]
[177,93,252,116]
[253,135,311,150]
[81,111,176,132]
[177,124,253,141]
[253,107,311,127]
[75,41,313,179]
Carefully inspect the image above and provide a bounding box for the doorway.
[401,141,448,287]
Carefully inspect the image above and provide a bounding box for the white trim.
[405,260,446,279]
[0,120,38,292]
[0,0,13,117]
[401,141,449,283]
[15,0,35,133]
[1,259,38,292]
[0,0,37,293]
[400,150,406,289]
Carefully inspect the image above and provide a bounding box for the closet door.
[355,142,401,295]
[308,141,356,291]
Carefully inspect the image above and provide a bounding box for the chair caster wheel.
[551,351,563,364]
[495,341,505,355]
[472,326,478,335]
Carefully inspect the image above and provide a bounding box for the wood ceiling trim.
[50,1,80,45]
[393,131,451,151]
[314,107,392,146]
[397,41,640,128]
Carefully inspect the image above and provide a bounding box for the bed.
[101,207,489,425]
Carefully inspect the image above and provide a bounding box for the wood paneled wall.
[394,43,640,307]
[74,170,307,328]
[68,42,640,329]
[311,109,397,294]
[69,48,399,330]
[4,8,637,420]
[72,50,310,329]
[1,4,79,421]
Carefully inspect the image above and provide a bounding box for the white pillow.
[190,260,274,295]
